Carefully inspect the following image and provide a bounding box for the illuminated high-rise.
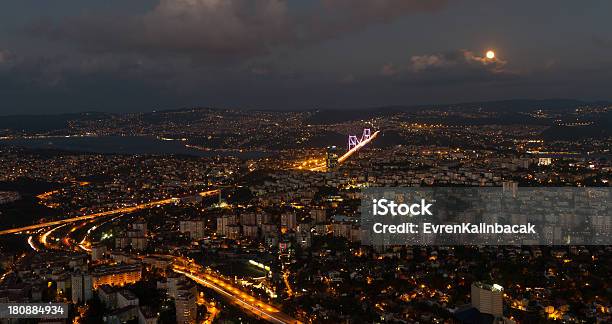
[326,146,339,170]
[471,282,503,317]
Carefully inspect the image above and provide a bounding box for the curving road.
[0,190,219,236]
[173,268,300,324]
[19,188,300,324]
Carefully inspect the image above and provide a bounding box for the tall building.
[133,220,148,236]
[71,273,83,304]
[240,213,257,225]
[131,236,148,251]
[71,272,93,304]
[216,215,237,237]
[175,292,197,324]
[179,219,206,240]
[296,223,312,248]
[83,274,93,302]
[227,225,241,240]
[332,223,352,239]
[471,282,503,317]
[175,277,198,324]
[167,273,181,299]
[115,236,130,249]
[91,242,107,261]
[257,212,272,225]
[310,208,327,223]
[242,224,259,239]
[138,306,159,324]
[502,181,518,198]
[281,212,297,231]
[167,275,197,300]
[326,146,339,170]
[117,290,139,308]
[98,285,117,309]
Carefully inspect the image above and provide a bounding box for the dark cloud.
[30,0,293,60]
[0,56,188,114]
[380,63,399,76]
[29,0,450,61]
[322,0,448,21]
[0,49,16,65]
[313,0,448,37]
[3,1,611,114]
[593,36,612,49]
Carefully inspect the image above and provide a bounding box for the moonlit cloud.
[378,49,509,78]
[407,50,507,73]
[461,50,507,72]
[410,54,450,71]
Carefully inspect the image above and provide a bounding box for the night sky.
[1,0,611,114]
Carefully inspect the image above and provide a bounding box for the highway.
[40,223,68,249]
[25,189,298,324]
[173,268,300,324]
[0,190,220,236]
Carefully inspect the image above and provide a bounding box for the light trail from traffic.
[307,130,380,171]
[338,130,379,163]
[0,190,220,236]
[78,216,122,252]
[173,268,299,324]
[27,235,38,251]
[20,188,299,324]
[40,224,68,249]
[33,216,296,324]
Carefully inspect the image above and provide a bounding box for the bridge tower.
[362,128,371,141]
[348,135,359,150]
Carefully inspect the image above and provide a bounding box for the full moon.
[486,50,495,59]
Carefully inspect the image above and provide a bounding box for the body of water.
[0,136,271,159]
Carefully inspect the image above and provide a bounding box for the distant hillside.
[0,112,111,133]
[305,106,405,124]
[1,99,609,133]
[542,112,612,141]
[306,99,610,125]
[424,99,602,112]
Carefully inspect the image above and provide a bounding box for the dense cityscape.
[0,101,610,323]
[1,0,611,323]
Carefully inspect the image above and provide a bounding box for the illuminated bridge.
[340,128,379,163]
[309,128,379,171]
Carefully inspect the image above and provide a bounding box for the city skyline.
[0,99,610,323]
[0,2,610,323]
